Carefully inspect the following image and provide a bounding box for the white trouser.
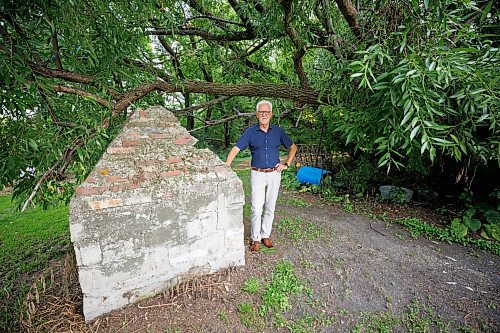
[250,170,282,242]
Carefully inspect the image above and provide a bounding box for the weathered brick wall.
[69,106,245,321]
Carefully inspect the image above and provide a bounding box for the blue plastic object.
[296,166,329,185]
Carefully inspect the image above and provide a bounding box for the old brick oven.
[69,106,245,320]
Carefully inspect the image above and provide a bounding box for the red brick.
[75,186,108,196]
[149,133,169,139]
[160,116,177,122]
[167,157,183,164]
[88,199,123,210]
[134,159,163,167]
[105,176,129,183]
[123,183,141,191]
[136,171,155,180]
[109,183,140,192]
[84,176,97,183]
[127,132,148,139]
[160,170,182,177]
[107,147,134,154]
[128,122,153,128]
[173,138,191,145]
[122,140,143,147]
[156,123,176,128]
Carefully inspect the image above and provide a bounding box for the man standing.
[225,100,297,252]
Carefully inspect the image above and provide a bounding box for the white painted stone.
[225,228,245,249]
[125,195,153,206]
[69,223,84,242]
[217,207,243,230]
[73,245,83,266]
[80,242,102,266]
[101,239,136,265]
[70,107,245,321]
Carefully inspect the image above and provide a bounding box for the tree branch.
[147,28,254,42]
[335,0,360,38]
[158,36,186,80]
[52,85,113,109]
[313,0,341,56]
[123,58,172,83]
[227,0,254,31]
[29,62,95,84]
[113,80,324,113]
[185,15,246,27]
[244,0,265,15]
[189,111,253,132]
[0,23,12,44]
[283,0,310,89]
[51,30,63,70]
[22,160,61,212]
[173,96,232,113]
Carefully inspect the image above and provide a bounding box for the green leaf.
[477,114,489,123]
[400,109,414,126]
[484,210,500,225]
[480,0,494,23]
[463,216,481,232]
[481,229,492,240]
[28,139,38,151]
[484,224,500,241]
[431,137,454,146]
[406,69,417,76]
[465,208,476,218]
[410,125,420,141]
[451,219,468,238]
[421,141,429,154]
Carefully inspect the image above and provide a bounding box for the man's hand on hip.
[275,163,288,173]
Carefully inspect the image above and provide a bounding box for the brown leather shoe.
[262,238,274,248]
[250,241,260,252]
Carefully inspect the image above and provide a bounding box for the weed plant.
[241,277,261,294]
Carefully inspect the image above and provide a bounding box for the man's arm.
[225,146,240,167]
[276,143,297,172]
[285,143,297,166]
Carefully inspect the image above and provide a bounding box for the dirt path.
[90,170,499,333]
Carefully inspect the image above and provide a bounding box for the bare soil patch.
[23,174,499,332]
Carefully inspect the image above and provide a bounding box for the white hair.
[256,100,272,112]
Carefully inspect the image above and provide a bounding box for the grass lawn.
[0,195,70,332]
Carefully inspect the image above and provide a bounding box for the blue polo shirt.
[236,124,293,168]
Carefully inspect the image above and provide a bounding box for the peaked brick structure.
[69,106,245,321]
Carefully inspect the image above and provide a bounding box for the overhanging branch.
[283,0,310,89]
[52,85,113,109]
[113,80,324,113]
[172,96,232,113]
[147,28,255,42]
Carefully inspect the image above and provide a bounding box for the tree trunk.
[184,93,194,130]
[224,120,230,148]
